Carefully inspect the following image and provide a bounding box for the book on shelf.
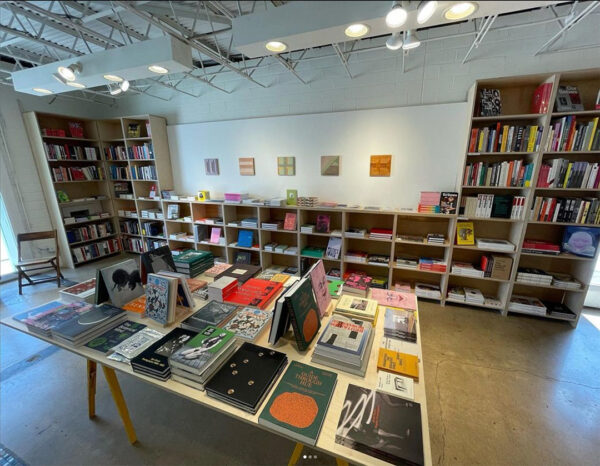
[301,246,325,258]
[335,384,424,466]
[531,82,553,114]
[258,361,337,446]
[377,348,419,380]
[509,295,547,316]
[440,192,458,214]
[214,264,262,284]
[233,251,252,264]
[455,221,475,245]
[522,239,561,255]
[562,226,600,257]
[555,85,584,112]
[475,238,515,251]
[328,279,344,298]
[205,342,288,414]
[283,212,297,230]
[315,214,330,233]
[544,301,577,320]
[85,320,147,354]
[325,236,342,259]
[343,272,372,297]
[468,122,541,153]
[550,272,582,290]
[464,160,534,187]
[530,197,600,225]
[464,287,485,305]
[478,87,501,116]
[140,245,176,282]
[415,283,441,300]
[461,195,524,220]
[369,228,393,240]
[546,116,599,152]
[344,250,368,264]
[344,227,367,238]
[516,268,553,285]
[537,159,600,189]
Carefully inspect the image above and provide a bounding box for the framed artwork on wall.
[204,158,220,175]
[321,155,340,176]
[370,155,392,177]
[239,157,255,176]
[278,156,296,176]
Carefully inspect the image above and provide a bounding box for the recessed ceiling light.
[403,30,421,50]
[345,23,370,38]
[66,82,86,89]
[386,1,408,28]
[148,65,169,74]
[417,1,438,24]
[265,41,287,53]
[57,63,81,82]
[103,74,123,82]
[386,32,403,50]
[33,87,53,95]
[444,2,478,20]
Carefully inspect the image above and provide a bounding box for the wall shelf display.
[451,69,600,327]
[24,112,174,267]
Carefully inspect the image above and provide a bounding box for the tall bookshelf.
[24,112,173,268]
[453,69,600,326]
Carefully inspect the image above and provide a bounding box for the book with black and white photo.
[140,245,176,282]
[96,259,144,307]
[180,300,240,331]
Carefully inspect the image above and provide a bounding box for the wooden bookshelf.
[24,112,173,267]
[452,68,600,327]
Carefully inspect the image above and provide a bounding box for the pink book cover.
[309,260,331,317]
[210,227,222,244]
[370,288,417,310]
[284,213,297,231]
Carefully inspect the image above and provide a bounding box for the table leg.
[288,442,304,466]
[87,360,97,419]
[101,365,137,444]
[335,458,349,466]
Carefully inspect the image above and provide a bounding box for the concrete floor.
[1,256,599,466]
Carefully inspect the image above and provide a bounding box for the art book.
[51,303,125,343]
[140,245,176,283]
[284,213,297,231]
[97,259,144,307]
[456,221,475,245]
[383,308,417,343]
[315,215,330,233]
[335,384,424,466]
[440,192,458,214]
[307,260,331,317]
[285,277,321,351]
[13,300,93,336]
[145,273,178,324]
[370,288,417,310]
[85,321,147,353]
[181,301,240,331]
[222,307,272,341]
[377,348,419,380]
[224,278,283,310]
[123,295,146,314]
[335,295,378,321]
[316,315,371,358]
[325,237,342,259]
[59,279,96,303]
[259,361,337,446]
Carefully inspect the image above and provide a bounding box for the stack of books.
[367,254,390,266]
[173,249,214,277]
[396,255,419,269]
[509,295,547,316]
[59,279,96,303]
[551,273,582,290]
[224,192,249,204]
[241,217,258,228]
[207,277,238,302]
[344,250,368,263]
[300,224,315,233]
[343,272,372,297]
[418,258,447,272]
[516,268,553,286]
[426,233,445,244]
[369,276,389,289]
[451,261,484,277]
[268,198,285,206]
[369,228,393,240]
[418,191,441,213]
[447,286,466,301]
[397,234,425,243]
[521,240,561,255]
[326,267,341,280]
[335,295,378,322]
[415,283,441,299]
[383,307,416,343]
[204,263,232,277]
[476,238,515,252]
[301,246,324,258]
[311,315,374,377]
[345,228,367,238]
[545,301,577,320]
[169,326,238,390]
[223,279,284,311]
[264,242,278,252]
[52,304,127,347]
[274,244,288,253]
[12,302,97,337]
[180,301,240,331]
[297,197,318,207]
[465,287,485,305]
[284,246,298,255]
[261,220,282,230]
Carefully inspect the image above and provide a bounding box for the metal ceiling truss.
[462,14,498,64]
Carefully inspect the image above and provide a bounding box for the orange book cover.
[123,295,146,313]
[377,348,419,380]
[186,278,207,293]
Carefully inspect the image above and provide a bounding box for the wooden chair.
[16,230,64,295]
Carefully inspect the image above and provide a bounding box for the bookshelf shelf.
[527,222,600,227]
[260,228,297,234]
[533,188,600,192]
[47,159,103,163]
[520,252,596,261]
[445,298,504,311]
[53,180,104,184]
[394,266,446,275]
[396,239,449,247]
[472,113,543,121]
[543,150,600,155]
[452,244,517,254]
[467,151,536,156]
[513,281,587,292]
[64,216,114,226]
[506,308,575,322]
[300,231,334,237]
[344,236,393,243]
[551,110,600,117]
[68,234,118,247]
[42,135,98,142]
[458,217,519,223]
[448,273,510,283]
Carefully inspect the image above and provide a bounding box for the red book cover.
[370,228,393,235]
[224,278,283,310]
[565,116,577,151]
[531,83,552,113]
[469,128,479,152]
[494,122,501,152]
[343,272,372,292]
[546,198,557,222]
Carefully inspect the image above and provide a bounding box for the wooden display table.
[1,289,431,466]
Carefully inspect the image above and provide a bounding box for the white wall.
[167,102,469,206]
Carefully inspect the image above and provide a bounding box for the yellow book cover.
[123,295,146,313]
[270,273,290,284]
[527,125,538,152]
[564,163,573,188]
[588,117,598,151]
[456,221,475,245]
[377,348,419,380]
[500,125,509,152]
[478,132,484,151]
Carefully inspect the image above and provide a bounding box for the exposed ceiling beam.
[137,2,231,26]
[462,15,498,64]
[0,24,83,56]
[0,47,52,65]
[332,43,352,79]
[184,71,231,94]
[272,54,307,84]
[207,1,235,20]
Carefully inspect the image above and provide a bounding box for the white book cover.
[376,371,415,401]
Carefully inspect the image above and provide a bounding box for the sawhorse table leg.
[288,442,349,466]
[86,360,138,444]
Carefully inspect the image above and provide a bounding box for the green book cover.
[286,278,321,351]
[258,361,337,446]
[169,325,235,375]
[174,249,212,264]
[86,321,146,353]
[328,280,344,297]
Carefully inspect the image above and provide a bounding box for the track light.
[417,1,438,24]
[386,1,408,28]
[120,80,130,92]
[66,81,85,89]
[33,87,53,95]
[108,80,130,96]
[57,62,81,82]
[403,30,421,50]
[444,2,478,20]
[386,32,403,51]
[103,74,123,82]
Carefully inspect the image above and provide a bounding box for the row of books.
[52,165,103,182]
[66,222,114,244]
[396,233,447,245]
[121,236,144,253]
[508,296,576,320]
[194,224,223,244]
[141,221,163,237]
[451,254,512,280]
[44,143,99,160]
[463,160,534,187]
[64,211,112,225]
[468,123,542,153]
[130,165,157,180]
[71,238,120,264]
[120,219,140,234]
[108,165,129,180]
[530,197,600,224]
[544,116,599,152]
[537,159,600,189]
[461,194,526,219]
[127,143,154,160]
[447,287,502,308]
[417,191,458,214]
[140,208,164,220]
[104,145,128,160]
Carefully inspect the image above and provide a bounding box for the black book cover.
[141,245,176,283]
[335,384,424,466]
[491,195,513,218]
[214,264,261,284]
[52,304,125,339]
[205,342,288,413]
[131,328,197,377]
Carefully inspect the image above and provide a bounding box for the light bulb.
[148,65,169,74]
[444,2,478,20]
[417,1,438,24]
[386,2,408,28]
[386,32,403,51]
[265,41,287,53]
[345,24,370,38]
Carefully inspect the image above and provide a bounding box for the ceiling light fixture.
[345,23,370,38]
[417,1,438,24]
[108,80,130,96]
[103,74,124,82]
[386,32,404,50]
[33,87,53,95]
[66,81,86,89]
[120,80,130,92]
[57,62,81,82]
[444,2,478,20]
[402,30,421,50]
[265,41,287,53]
[148,64,169,74]
[386,1,408,28]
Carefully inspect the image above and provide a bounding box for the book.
[286,189,298,206]
[283,213,297,230]
[377,348,419,380]
[122,295,146,313]
[456,221,475,245]
[214,264,261,284]
[181,301,240,331]
[258,361,337,446]
[335,384,424,466]
[85,321,147,353]
[145,273,178,325]
[335,295,378,322]
[140,245,176,282]
[13,300,93,336]
[342,272,372,297]
[108,327,165,361]
[315,214,330,233]
[325,237,342,259]
[440,192,458,214]
[97,259,144,307]
[370,288,417,310]
[205,342,288,414]
[328,279,344,297]
[205,263,232,277]
[52,303,127,346]
[224,278,284,310]
[376,371,415,400]
[384,308,417,343]
[59,279,96,303]
[285,277,322,351]
[237,230,254,248]
[307,260,331,317]
[222,307,272,341]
